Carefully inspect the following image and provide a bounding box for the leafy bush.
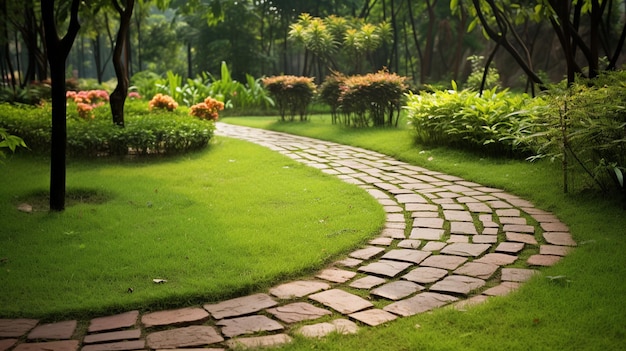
[190,97,225,121]
[0,127,26,161]
[318,72,346,124]
[405,84,542,156]
[338,70,407,127]
[0,101,215,157]
[464,55,501,91]
[149,93,179,111]
[524,71,626,195]
[262,75,316,121]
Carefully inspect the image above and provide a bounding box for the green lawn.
[0,136,384,319]
[221,115,626,351]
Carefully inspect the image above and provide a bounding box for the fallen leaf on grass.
[153,278,168,284]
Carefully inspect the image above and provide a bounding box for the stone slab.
[449,222,479,235]
[495,242,525,254]
[349,309,398,326]
[309,289,373,314]
[146,326,223,349]
[349,275,387,289]
[81,340,144,351]
[411,218,445,229]
[453,295,490,310]
[409,228,445,240]
[349,246,385,260]
[430,275,486,295]
[371,281,423,300]
[381,227,406,239]
[336,257,362,267]
[483,282,521,296]
[501,268,539,282]
[315,268,357,283]
[381,249,431,264]
[420,255,467,270]
[0,319,39,337]
[474,253,518,266]
[225,334,292,349]
[269,280,330,299]
[383,292,458,317]
[440,243,490,257]
[88,311,139,333]
[358,260,413,277]
[421,241,447,252]
[14,341,79,351]
[543,232,577,246]
[527,254,562,266]
[498,217,527,225]
[447,235,469,243]
[503,224,535,234]
[454,262,499,279]
[443,210,473,222]
[466,202,492,213]
[402,267,448,284]
[297,319,358,338]
[472,235,498,244]
[397,239,421,249]
[83,330,141,344]
[540,245,573,256]
[142,307,209,328]
[505,232,538,245]
[266,302,332,323]
[369,237,394,246]
[204,293,277,320]
[217,315,284,338]
[0,339,17,351]
[28,320,76,340]
[541,222,569,232]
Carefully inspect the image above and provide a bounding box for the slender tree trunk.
[407,0,424,84]
[41,0,81,212]
[110,0,135,127]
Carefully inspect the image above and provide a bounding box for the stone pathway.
[1,123,576,350]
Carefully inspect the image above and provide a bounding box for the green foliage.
[262,75,317,121]
[405,85,541,156]
[525,70,626,194]
[318,72,346,124]
[0,101,215,157]
[464,55,501,91]
[338,70,408,127]
[131,62,274,112]
[0,127,27,161]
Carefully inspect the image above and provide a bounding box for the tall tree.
[41,0,81,211]
[109,0,135,127]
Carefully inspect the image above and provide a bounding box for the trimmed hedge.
[262,75,316,121]
[0,101,215,157]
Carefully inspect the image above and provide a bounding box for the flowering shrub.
[319,70,407,127]
[66,90,110,119]
[189,97,225,121]
[149,93,178,111]
[262,75,316,121]
[128,92,142,100]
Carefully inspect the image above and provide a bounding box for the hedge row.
[0,102,215,157]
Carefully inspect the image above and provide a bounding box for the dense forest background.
[2,0,626,92]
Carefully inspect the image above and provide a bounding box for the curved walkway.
[0,123,576,350]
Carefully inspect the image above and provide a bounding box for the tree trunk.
[41,0,81,212]
[110,0,135,127]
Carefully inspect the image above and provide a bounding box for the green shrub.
[339,70,407,127]
[318,72,346,124]
[0,101,215,157]
[525,71,626,195]
[262,75,316,121]
[464,55,501,91]
[405,84,542,156]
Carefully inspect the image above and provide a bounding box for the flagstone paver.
[146,326,223,349]
[2,123,579,349]
[216,316,284,338]
[266,303,332,323]
[309,289,373,314]
[203,294,277,320]
[27,320,76,340]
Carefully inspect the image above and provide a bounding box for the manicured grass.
[0,137,384,319]
[221,115,626,350]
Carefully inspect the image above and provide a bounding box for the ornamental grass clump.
[262,75,316,121]
[149,93,178,111]
[190,97,225,121]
